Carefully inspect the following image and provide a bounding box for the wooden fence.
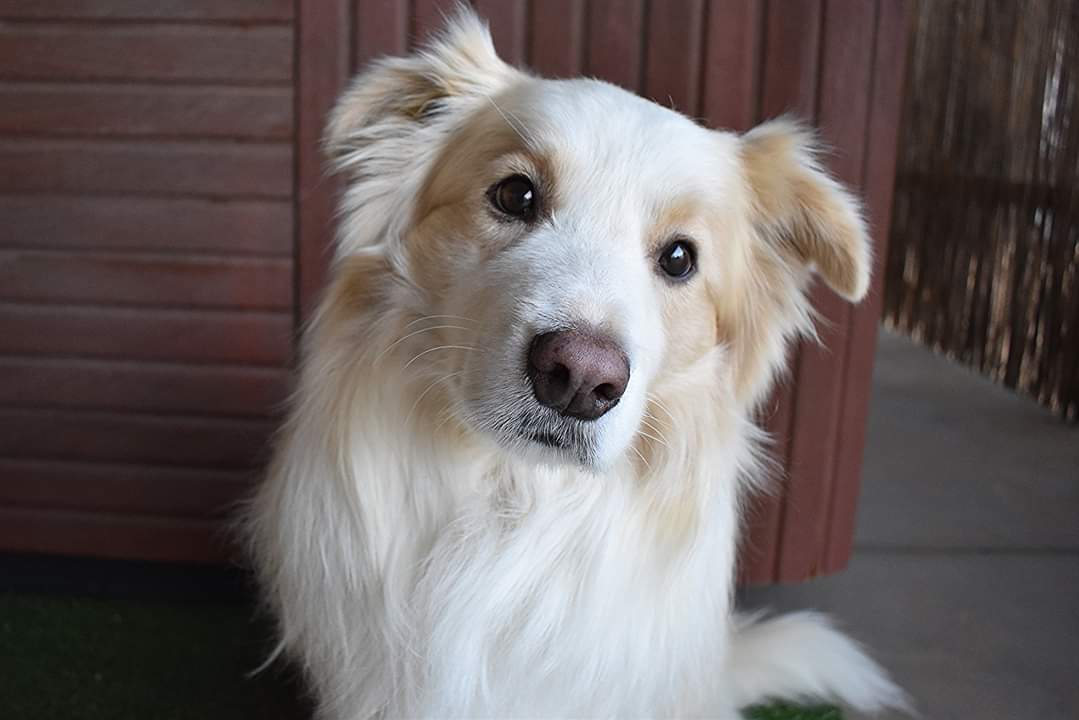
[885,0,1079,421]
[0,0,907,583]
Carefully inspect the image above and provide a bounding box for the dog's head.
[325,12,870,470]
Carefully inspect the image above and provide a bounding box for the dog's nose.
[527,330,630,421]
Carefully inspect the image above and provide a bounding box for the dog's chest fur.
[400,455,742,717]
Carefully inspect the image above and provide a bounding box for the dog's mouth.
[510,413,598,466]
[526,430,566,449]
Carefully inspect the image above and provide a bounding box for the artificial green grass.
[0,593,839,720]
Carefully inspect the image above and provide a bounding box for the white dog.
[248,11,906,719]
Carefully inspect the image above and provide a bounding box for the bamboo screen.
[884,0,1079,421]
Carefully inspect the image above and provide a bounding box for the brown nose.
[527,330,630,421]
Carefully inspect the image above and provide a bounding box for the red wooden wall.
[0,0,907,583]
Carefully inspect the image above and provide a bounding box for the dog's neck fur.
[254,289,761,718]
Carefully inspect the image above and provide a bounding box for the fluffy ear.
[325,8,520,169]
[322,9,523,259]
[740,118,871,301]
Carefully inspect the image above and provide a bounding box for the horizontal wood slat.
[0,140,292,198]
[0,304,293,366]
[0,0,298,566]
[0,359,289,418]
[0,1,294,22]
[0,25,293,83]
[0,410,272,469]
[0,507,227,564]
[0,84,293,139]
[0,252,292,310]
[1,196,293,256]
[0,459,251,517]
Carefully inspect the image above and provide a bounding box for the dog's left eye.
[658,239,696,280]
[491,175,536,219]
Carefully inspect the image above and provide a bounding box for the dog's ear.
[325,8,520,169]
[740,118,871,301]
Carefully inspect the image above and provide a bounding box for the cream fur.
[247,10,906,719]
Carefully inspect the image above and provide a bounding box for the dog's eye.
[491,175,536,219]
[658,239,696,280]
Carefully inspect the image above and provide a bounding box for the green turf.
[0,593,839,719]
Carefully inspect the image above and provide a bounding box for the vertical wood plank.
[297,0,352,319]
[740,0,823,584]
[410,0,461,48]
[642,0,706,115]
[354,0,409,71]
[529,0,586,76]
[760,0,822,118]
[474,0,528,66]
[585,0,646,92]
[825,0,910,572]
[700,0,764,132]
[776,0,876,581]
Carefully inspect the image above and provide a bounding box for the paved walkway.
[744,330,1079,720]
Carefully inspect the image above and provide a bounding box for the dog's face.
[326,14,870,470]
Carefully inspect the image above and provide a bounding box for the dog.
[247,10,907,719]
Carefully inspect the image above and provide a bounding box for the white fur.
[247,10,907,719]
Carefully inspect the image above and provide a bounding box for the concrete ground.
[744,330,1079,720]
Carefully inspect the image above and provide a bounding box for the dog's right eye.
[490,175,537,220]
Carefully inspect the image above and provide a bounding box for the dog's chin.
[482,406,604,470]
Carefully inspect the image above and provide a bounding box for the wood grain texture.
[0,507,228,564]
[0,304,293,366]
[0,252,292,310]
[642,0,706,116]
[0,458,251,517]
[474,0,528,66]
[529,0,586,77]
[759,0,823,118]
[0,25,293,83]
[1,196,293,256]
[297,0,351,317]
[0,358,288,418]
[775,0,877,582]
[0,140,292,198]
[826,0,909,572]
[585,0,646,92]
[0,0,299,565]
[700,0,764,131]
[409,0,462,49]
[0,0,294,21]
[354,0,409,70]
[740,0,824,584]
[0,84,293,140]
[0,409,272,469]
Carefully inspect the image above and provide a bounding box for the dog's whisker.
[628,444,652,472]
[639,414,669,439]
[636,427,671,451]
[646,393,678,425]
[404,371,463,428]
[374,325,475,366]
[402,345,479,371]
[484,93,531,147]
[403,314,479,329]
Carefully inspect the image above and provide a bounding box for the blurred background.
[0,1,1075,719]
